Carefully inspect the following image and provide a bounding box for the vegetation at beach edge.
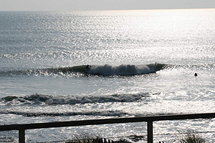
[65,134,144,143]
[179,133,205,143]
[65,132,206,143]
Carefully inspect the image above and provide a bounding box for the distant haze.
[0,0,214,11]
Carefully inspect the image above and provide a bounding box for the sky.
[0,0,214,11]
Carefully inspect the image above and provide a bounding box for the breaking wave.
[85,63,166,76]
[0,93,150,105]
[0,63,167,77]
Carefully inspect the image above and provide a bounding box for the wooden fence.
[0,113,215,143]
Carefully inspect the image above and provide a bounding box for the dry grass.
[179,133,205,143]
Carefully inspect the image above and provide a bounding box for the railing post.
[147,121,153,143]
[19,129,25,143]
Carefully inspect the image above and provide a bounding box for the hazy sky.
[0,0,214,11]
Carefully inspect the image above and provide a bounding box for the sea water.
[0,9,215,142]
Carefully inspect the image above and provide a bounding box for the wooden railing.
[0,113,215,143]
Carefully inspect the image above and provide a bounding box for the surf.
[85,63,166,76]
[0,93,150,105]
[0,63,167,77]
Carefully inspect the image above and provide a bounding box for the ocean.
[0,9,215,142]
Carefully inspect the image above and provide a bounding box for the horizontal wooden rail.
[1,113,215,131]
[0,113,215,143]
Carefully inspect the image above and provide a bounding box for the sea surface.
[0,9,215,142]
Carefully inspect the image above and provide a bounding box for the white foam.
[87,64,158,76]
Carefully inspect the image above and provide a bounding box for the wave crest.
[0,93,150,105]
[0,63,167,77]
[86,63,166,76]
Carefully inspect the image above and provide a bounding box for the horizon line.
[0,8,215,12]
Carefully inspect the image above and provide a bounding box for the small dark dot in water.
[194,73,198,77]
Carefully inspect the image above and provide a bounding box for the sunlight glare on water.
[0,9,215,142]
